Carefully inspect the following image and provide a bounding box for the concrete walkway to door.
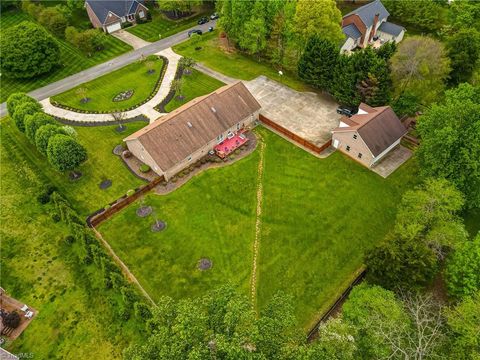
[112,30,151,49]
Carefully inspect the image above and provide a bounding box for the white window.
[237,123,240,130]
[121,17,126,22]
[187,156,192,161]
[139,10,145,18]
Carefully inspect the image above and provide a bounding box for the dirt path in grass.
[250,137,265,311]
[92,227,157,308]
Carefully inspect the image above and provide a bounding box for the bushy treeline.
[7,93,88,172]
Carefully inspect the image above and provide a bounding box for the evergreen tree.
[298,36,339,92]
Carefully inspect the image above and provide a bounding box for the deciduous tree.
[446,28,480,85]
[24,112,56,143]
[0,21,60,79]
[47,134,87,172]
[12,101,43,133]
[35,124,66,156]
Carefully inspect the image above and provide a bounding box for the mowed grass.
[52,57,164,112]
[1,117,146,216]
[0,10,132,102]
[126,9,208,42]
[173,31,310,92]
[164,69,225,112]
[0,128,144,359]
[98,127,418,329]
[98,150,259,301]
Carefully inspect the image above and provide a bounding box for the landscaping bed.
[51,57,166,113]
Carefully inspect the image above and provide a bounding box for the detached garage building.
[85,0,148,33]
[331,103,407,168]
[124,82,261,180]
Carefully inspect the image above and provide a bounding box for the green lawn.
[126,8,209,42]
[0,10,132,102]
[173,31,310,92]
[0,126,144,359]
[52,58,164,112]
[1,117,146,216]
[164,69,225,112]
[98,127,418,329]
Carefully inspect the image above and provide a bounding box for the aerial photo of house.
[0,0,478,358]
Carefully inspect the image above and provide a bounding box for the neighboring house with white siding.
[340,0,405,53]
[331,103,407,167]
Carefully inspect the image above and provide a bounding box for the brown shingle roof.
[125,82,261,171]
[332,106,407,157]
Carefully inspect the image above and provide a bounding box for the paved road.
[0,20,216,117]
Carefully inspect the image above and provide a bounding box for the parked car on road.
[210,13,219,20]
[336,107,356,117]
[198,17,209,25]
[188,29,203,37]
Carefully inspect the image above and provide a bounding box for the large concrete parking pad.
[245,76,340,147]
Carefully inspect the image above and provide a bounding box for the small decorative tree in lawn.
[111,111,126,132]
[179,57,196,75]
[171,78,185,101]
[150,209,166,232]
[47,134,87,173]
[189,33,202,50]
[75,87,89,104]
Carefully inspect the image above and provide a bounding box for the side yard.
[0,117,145,216]
[173,31,310,92]
[0,10,132,102]
[0,129,144,359]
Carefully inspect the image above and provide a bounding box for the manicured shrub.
[12,101,42,132]
[6,93,36,117]
[47,134,88,172]
[35,124,66,155]
[25,112,56,142]
[126,189,135,196]
[139,164,151,173]
[0,21,60,79]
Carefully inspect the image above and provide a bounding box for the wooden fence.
[259,114,332,154]
[87,175,165,227]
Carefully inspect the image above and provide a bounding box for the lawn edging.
[154,63,184,113]
[50,56,168,114]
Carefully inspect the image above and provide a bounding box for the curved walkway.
[39,48,181,124]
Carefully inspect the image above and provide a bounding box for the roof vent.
[187,121,193,128]
[210,107,217,113]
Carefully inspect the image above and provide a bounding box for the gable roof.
[86,0,144,24]
[125,82,261,171]
[378,21,405,36]
[343,23,362,40]
[332,104,406,157]
[344,0,390,28]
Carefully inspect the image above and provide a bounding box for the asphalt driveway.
[245,76,340,147]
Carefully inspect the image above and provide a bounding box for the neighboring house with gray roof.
[85,0,148,33]
[331,103,407,168]
[341,0,405,53]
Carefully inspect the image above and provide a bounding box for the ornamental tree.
[6,92,37,117]
[24,112,56,143]
[47,134,87,171]
[12,101,43,132]
[0,21,60,79]
[35,124,66,155]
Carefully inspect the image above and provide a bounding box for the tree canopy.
[0,21,60,79]
[12,101,43,133]
[35,124,66,156]
[47,134,87,172]
[416,83,480,208]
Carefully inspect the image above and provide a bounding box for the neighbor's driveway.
[245,76,340,147]
[112,30,151,49]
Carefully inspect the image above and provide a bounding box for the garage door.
[106,22,121,33]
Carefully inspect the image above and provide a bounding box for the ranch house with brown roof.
[124,82,261,180]
[331,103,407,168]
[85,0,148,33]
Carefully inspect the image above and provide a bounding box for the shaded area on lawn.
[51,57,165,112]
